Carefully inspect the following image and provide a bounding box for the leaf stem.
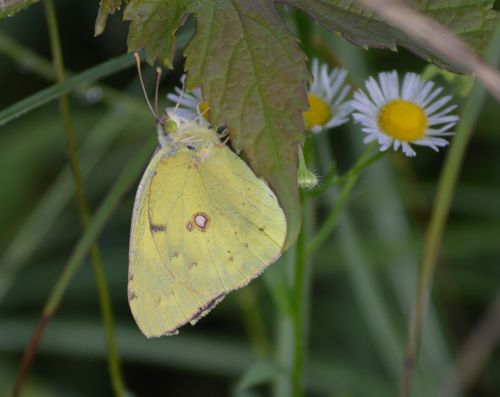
[399,26,500,397]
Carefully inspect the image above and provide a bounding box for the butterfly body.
[129,112,286,337]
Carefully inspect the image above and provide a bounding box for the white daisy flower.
[351,71,459,157]
[304,58,352,133]
[166,74,210,124]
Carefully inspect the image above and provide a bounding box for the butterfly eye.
[164,119,178,133]
[186,144,195,151]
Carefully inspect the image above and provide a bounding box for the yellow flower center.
[198,100,210,121]
[303,94,332,130]
[378,100,428,141]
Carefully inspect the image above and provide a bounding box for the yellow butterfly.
[128,65,287,338]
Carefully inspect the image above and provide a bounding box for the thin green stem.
[291,140,316,397]
[307,150,385,197]
[14,1,126,396]
[306,146,380,255]
[291,207,307,397]
[12,134,156,397]
[0,107,136,305]
[399,26,500,397]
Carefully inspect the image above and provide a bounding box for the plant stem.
[13,1,127,396]
[291,204,307,397]
[12,134,155,397]
[399,26,500,397]
[291,139,316,397]
[306,146,379,256]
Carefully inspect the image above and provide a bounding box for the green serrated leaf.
[94,0,125,36]
[184,0,308,248]
[0,0,38,18]
[280,0,499,73]
[123,0,194,67]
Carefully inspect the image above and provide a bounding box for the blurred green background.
[1,2,499,397]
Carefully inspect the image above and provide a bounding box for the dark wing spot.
[258,226,265,232]
[128,291,137,301]
[150,223,167,233]
[189,261,198,270]
[228,255,234,262]
[243,242,249,248]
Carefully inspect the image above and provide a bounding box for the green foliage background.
[0,1,499,397]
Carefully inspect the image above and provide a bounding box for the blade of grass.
[0,319,390,396]
[11,134,155,396]
[399,25,500,397]
[0,52,135,127]
[18,2,126,396]
[0,107,137,305]
[0,31,149,114]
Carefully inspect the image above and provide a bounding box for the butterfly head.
[156,110,218,151]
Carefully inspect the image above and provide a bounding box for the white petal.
[429,104,458,119]
[352,90,379,115]
[428,115,459,126]
[415,136,449,147]
[401,142,417,157]
[334,85,351,106]
[365,77,386,107]
[428,122,457,134]
[329,69,348,101]
[401,73,421,100]
[413,81,435,105]
[421,87,443,108]
[425,95,452,115]
[379,72,398,101]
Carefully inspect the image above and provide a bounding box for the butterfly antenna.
[194,105,210,123]
[221,127,230,144]
[173,76,186,114]
[154,67,162,117]
[134,52,157,118]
